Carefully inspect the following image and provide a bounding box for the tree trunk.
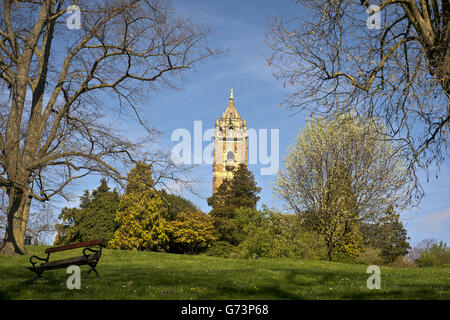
[0,187,32,255]
[327,245,334,261]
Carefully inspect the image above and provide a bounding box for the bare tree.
[25,202,58,245]
[266,0,449,200]
[2,197,60,245]
[0,0,220,254]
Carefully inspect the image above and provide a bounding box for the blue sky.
[60,0,450,246]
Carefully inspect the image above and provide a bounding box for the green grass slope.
[0,245,449,300]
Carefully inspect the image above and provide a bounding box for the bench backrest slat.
[45,239,104,254]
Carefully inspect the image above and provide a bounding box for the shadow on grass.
[0,290,11,300]
[94,264,359,299]
[1,265,100,299]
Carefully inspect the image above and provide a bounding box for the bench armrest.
[29,254,49,267]
[82,245,103,260]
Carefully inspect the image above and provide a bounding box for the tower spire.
[223,88,239,119]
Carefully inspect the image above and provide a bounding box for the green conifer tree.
[78,179,120,244]
[158,189,198,221]
[54,207,83,245]
[54,179,119,245]
[207,164,261,245]
[109,162,167,251]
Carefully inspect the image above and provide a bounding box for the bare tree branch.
[266,0,449,202]
[0,0,221,254]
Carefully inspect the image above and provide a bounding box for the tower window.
[227,151,234,162]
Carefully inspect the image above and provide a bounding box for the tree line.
[206,115,412,264]
[55,161,215,254]
[52,114,416,265]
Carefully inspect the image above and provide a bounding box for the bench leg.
[85,263,99,279]
[33,270,45,280]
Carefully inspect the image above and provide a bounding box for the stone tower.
[212,89,248,195]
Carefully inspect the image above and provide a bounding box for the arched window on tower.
[226,151,235,171]
[227,151,234,162]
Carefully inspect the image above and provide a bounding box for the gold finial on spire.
[229,88,234,100]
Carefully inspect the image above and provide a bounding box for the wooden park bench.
[27,239,105,280]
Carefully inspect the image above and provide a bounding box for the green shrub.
[355,247,384,265]
[164,210,217,254]
[204,241,239,258]
[416,241,450,267]
[387,256,418,268]
[417,252,439,267]
[292,231,328,260]
[236,228,328,260]
[206,206,329,261]
[231,207,329,260]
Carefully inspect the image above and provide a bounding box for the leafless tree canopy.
[266,0,449,198]
[0,0,220,254]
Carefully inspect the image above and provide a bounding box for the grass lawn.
[0,245,449,300]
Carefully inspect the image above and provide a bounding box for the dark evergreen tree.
[54,179,120,245]
[227,164,261,209]
[379,206,411,263]
[361,205,411,263]
[54,207,83,245]
[158,189,198,221]
[207,164,261,245]
[78,179,120,244]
